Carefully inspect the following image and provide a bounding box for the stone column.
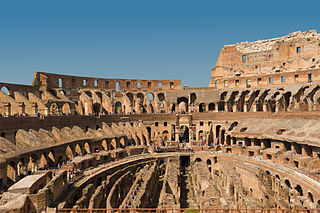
[243,103,248,112]
[263,102,268,112]
[252,103,257,112]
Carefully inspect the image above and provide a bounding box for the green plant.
[307,38,310,41]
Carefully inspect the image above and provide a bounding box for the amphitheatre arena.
[1,30,320,212]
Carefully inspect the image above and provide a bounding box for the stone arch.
[284,179,291,188]
[38,154,48,170]
[170,103,176,113]
[62,103,71,115]
[84,142,91,155]
[47,151,56,167]
[49,103,59,115]
[137,93,144,101]
[110,139,117,150]
[92,103,101,115]
[158,93,165,102]
[208,102,215,111]
[147,93,154,101]
[177,97,188,113]
[216,125,221,142]
[195,158,202,162]
[226,135,231,145]
[102,140,108,150]
[308,192,314,203]
[179,125,189,142]
[17,159,27,177]
[198,130,204,141]
[6,161,17,184]
[75,144,83,156]
[66,145,74,160]
[146,127,151,141]
[190,93,197,105]
[120,138,126,148]
[220,130,225,144]
[294,185,303,196]
[126,93,134,106]
[207,159,212,172]
[1,86,10,95]
[199,103,205,112]
[162,130,169,141]
[114,101,122,114]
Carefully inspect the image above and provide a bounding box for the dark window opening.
[242,55,247,62]
[155,122,159,127]
[308,74,313,83]
[200,121,204,126]
[164,122,167,126]
[269,77,274,84]
[297,47,301,53]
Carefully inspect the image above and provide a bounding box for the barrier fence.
[58,209,320,213]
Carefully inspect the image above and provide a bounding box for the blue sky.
[0,0,320,87]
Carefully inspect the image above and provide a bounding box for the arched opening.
[226,135,231,145]
[6,162,16,184]
[49,103,59,116]
[244,137,251,147]
[47,151,56,167]
[84,142,91,155]
[198,130,204,141]
[102,140,108,150]
[179,125,189,143]
[65,145,74,160]
[120,138,126,148]
[284,179,291,188]
[75,144,83,156]
[170,103,176,113]
[162,130,169,142]
[38,154,47,170]
[126,93,134,106]
[147,93,154,101]
[92,103,101,115]
[177,97,188,113]
[137,93,144,101]
[114,102,122,114]
[190,93,197,104]
[199,103,205,112]
[62,103,71,115]
[195,158,202,162]
[158,93,165,102]
[1,86,10,95]
[216,125,221,138]
[218,101,225,112]
[146,127,151,140]
[221,130,225,144]
[294,185,303,196]
[208,102,215,111]
[206,159,212,166]
[110,139,117,150]
[308,192,314,203]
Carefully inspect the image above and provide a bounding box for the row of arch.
[1,136,128,191]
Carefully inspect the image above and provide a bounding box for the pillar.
[243,103,248,112]
[263,103,268,112]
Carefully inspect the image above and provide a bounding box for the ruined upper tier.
[209,30,320,89]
